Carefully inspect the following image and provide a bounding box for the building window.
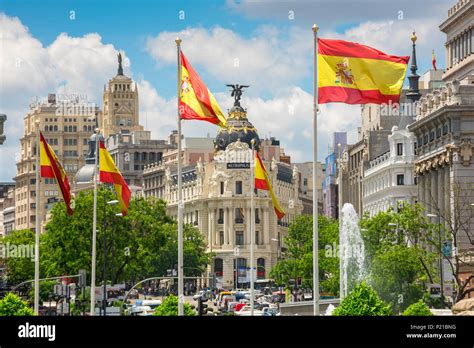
[397,174,404,186]
[255,230,260,245]
[219,231,224,245]
[235,208,244,224]
[303,178,308,186]
[257,258,265,279]
[214,258,223,276]
[236,231,244,246]
[220,181,224,195]
[218,209,224,224]
[396,143,403,156]
[255,208,260,224]
[429,131,435,142]
[235,181,242,195]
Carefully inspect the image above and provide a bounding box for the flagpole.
[175,36,184,316]
[312,23,320,316]
[250,139,256,316]
[34,121,40,315]
[90,128,99,316]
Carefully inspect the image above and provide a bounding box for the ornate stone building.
[362,123,417,216]
[409,0,473,296]
[143,103,303,289]
[13,96,100,232]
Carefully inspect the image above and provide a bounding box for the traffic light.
[197,297,209,316]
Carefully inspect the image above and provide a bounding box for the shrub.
[153,295,195,316]
[403,300,433,316]
[332,282,392,316]
[0,293,34,316]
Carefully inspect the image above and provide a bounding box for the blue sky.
[0,0,449,181]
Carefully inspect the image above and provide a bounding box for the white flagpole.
[34,121,40,314]
[312,23,320,316]
[250,139,255,316]
[176,37,184,316]
[90,128,99,316]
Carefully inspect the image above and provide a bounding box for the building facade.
[409,0,474,296]
[362,125,417,216]
[13,96,99,232]
[104,129,175,189]
[143,103,303,289]
[0,183,15,236]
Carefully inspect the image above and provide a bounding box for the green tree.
[153,295,195,316]
[0,229,35,285]
[269,215,339,295]
[402,300,433,316]
[370,245,428,313]
[0,293,34,316]
[332,282,392,316]
[40,188,211,286]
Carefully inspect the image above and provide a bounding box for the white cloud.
[0,13,128,181]
[145,26,311,96]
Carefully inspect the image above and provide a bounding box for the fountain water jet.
[340,203,367,299]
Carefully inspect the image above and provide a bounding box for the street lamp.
[102,199,119,316]
[427,212,444,305]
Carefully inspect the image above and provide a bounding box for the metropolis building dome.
[75,132,104,184]
[214,86,260,152]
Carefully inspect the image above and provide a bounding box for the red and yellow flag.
[318,39,409,105]
[179,51,227,127]
[39,132,73,215]
[254,152,285,220]
[99,140,131,215]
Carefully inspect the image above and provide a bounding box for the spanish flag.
[179,51,227,127]
[318,39,409,105]
[39,132,73,215]
[254,152,285,220]
[99,140,131,215]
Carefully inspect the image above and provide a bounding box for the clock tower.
[102,53,143,137]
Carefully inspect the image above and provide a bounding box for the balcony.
[193,221,198,226]
[255,218,261,224]
[235,218,244,224]
[217,218,224,224]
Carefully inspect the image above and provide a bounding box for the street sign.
[226,163,250,169]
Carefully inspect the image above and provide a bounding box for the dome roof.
[75,163,96,184]
[214,105,260,152]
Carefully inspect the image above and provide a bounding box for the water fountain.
[339,203,367,300]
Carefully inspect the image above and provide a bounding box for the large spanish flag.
[254,152,285,220]
[179,51,227,127]
[39,132,73,215]
[99,140,131,215]
[318,39,409,105]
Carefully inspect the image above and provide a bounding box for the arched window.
[54,125,58,132]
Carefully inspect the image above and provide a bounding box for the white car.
[234,305,264,316]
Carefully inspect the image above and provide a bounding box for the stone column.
[432,169,438,211]
[264,207,270,244]
[224,207,229,245]
[438,167,445,218]
[425,172,432,213]
[418,175,425,208]
[229,207,235,246]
